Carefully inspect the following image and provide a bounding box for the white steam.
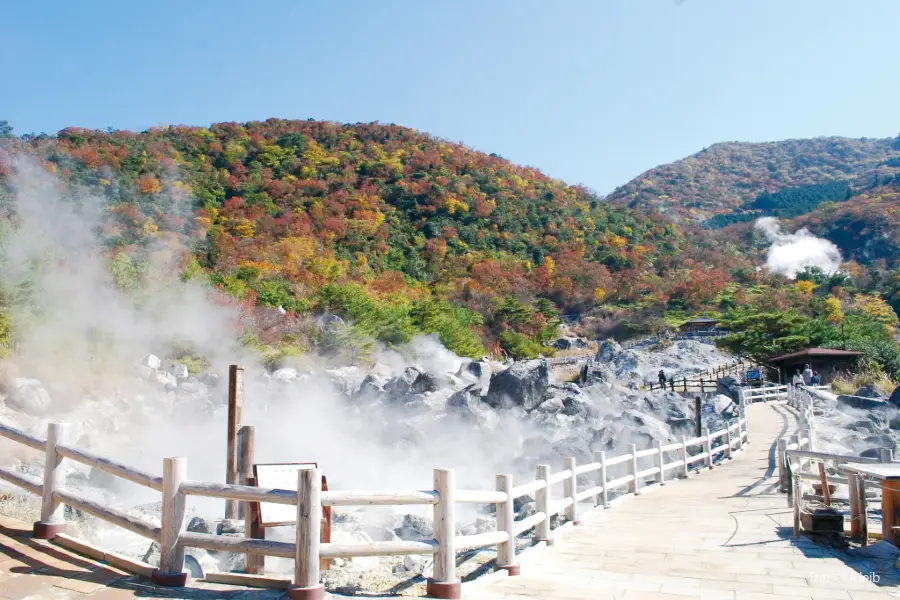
[754,217,843,279]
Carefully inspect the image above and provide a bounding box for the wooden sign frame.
[247,463,331,572]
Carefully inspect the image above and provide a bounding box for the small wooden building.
[766,348,863,384]
[679,318,719,334]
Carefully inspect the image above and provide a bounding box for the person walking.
[792,369,804,387]
[802,363,813,385]
[658,369,666,389]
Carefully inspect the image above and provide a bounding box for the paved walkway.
[1,402,898,599]
[470,402,898,600]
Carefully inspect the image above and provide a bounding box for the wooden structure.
[842,463,900,545]
[678,317,719,334]
[767,348,863,385]
[647,360,747,392]
[0,406,750,599]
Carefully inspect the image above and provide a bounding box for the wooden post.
[694,397,702,439]
[680,435,689,478]
[226,365,244,521]
[848,471,861,540]
[153,457,188,587]
[859,474,868,546]
[776,439,786,492]
[669,378,674,392]
[704,427,713,469]
[699,377,704,393]
[33,422,70,539]
[290,468,324,600]
[564,457,578,524]
[682,377,687,393]
[655,440,665,485]
[880,448,894,463]
[237,425,255,521]
[495,474,518,575]
[596,451,608,507]
[428,468,460,599]
[244,477,265,575]
[535,464,552,544]
[817,463,831,506]
[792,472,801,538]
[628,443,640,495]
[883,480,900,546]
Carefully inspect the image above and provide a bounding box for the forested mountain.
[607,137,900,223]
[1,119,900,378]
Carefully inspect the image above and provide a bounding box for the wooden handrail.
[0,408,753,593]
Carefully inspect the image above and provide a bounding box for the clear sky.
[4,0,899,194]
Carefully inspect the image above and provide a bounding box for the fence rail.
[779,385,892,543]
[647,361,749,392]
[0,406,751,600]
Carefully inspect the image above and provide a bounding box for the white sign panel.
[254,463,317,526]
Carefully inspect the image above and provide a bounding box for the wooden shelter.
[766,348,863,384]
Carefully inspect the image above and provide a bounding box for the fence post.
[428,468,459,599]
[564,457,579,525]
[226,364,244,521]
[596,451,608,507]
[291,468,324,600]
[34,422,70,539]
[694,397,702,439]
[725,424,733,459]
[628,443,640,495]
[792,472,801,538]
[237,425,255,520]
[535,464,552,545]
[704,427,713,469]
[495,474,518,575]
[655,440,665,485]
[776,439,786,492]
[680,435,689,478]
[699,377,704,393]
[154,456,188,587]
[682,377,687,393]
[669,379,674,392]
[880,448,894,463]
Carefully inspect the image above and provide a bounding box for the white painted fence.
[0,407,750,600]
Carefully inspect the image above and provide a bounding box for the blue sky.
[4,0,899,193]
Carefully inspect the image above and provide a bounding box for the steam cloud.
[754,217,843,279]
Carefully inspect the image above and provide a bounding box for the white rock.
[273,368,298,382]
[142,354,162,369]
[171,364,189,379]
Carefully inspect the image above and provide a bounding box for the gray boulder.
[717,376,742,404]
[856,384,888,400]
[385,367,437,397]
[595,340,620,363]
[838,395,890,410]
[459,360,490,380]
[7,378,51,415]
[396,514,433,540]
[484,359,550,411]
[535,396,563,414]
[890,385,900,408]
[553,337,573,350]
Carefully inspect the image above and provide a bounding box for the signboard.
[253,462,317,526]
[745,369,761,382]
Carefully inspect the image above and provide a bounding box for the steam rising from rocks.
[755,216,842,279]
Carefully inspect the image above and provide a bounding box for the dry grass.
[832,367,897,397]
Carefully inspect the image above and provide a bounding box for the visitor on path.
[810,371,821,386]
[792,369,804,387]
[802,364,813,385]
[658,369,666,388]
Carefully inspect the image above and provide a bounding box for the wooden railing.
[780,385,888,542]
[0,409,751,600]
[647,361,747,392]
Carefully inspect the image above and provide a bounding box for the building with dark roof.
[766,348,863,384]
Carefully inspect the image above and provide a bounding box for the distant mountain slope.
[607,136,900,222]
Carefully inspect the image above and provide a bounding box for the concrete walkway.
[2,402,898,599]
[469,402,898,600]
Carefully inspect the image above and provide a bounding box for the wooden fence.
[647,361,748,393]
[780,385,890,543]
[0,409,750,600]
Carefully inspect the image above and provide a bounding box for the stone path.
[2,402,898,599]
[469,402,899,600]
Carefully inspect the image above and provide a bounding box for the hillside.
[607,136,900,223]
[0,119,709,359]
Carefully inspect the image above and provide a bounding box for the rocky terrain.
[804,384,900,459]
[0,337,738,593]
